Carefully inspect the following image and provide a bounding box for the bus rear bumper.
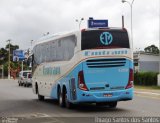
[74,88,133,103]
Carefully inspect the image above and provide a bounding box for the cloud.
[0,0,159,51]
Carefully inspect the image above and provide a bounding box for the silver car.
[18,70,31,86]
[23,73,32,87]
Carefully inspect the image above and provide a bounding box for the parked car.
[23,73,32,87]
[18,70,31,86]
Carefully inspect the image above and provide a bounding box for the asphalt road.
[0,79,160,123]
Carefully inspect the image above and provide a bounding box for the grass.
[134,85,160,90]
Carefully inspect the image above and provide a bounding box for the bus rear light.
[78,71,88,91]
[125,69,134,89]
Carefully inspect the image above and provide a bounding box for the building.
[134,52,159,73]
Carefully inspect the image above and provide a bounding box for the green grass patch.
[134,72,158,86]
[134,85,160,90]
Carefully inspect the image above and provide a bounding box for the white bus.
[31,28,133,108]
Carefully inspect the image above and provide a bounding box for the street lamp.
[122,0,135,47]
[22,60,24,72]
[6,39,11,79]
[30,40,33,53]
[31,40,33,49]
[76,18,84,29]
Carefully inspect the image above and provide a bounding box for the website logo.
[100,32,113,45]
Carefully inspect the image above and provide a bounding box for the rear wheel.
[38,94,44,101]
[108,101,117,108]
[64,88,73,109]
[37,84,44,101]
[58,87,65,107]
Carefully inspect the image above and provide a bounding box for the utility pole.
[22,60,24,71]
[6,39,11,79]
[2,65,4,79]
[122,0,135,48]
[31,40,33,50]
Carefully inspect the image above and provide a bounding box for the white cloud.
[0,0,159,51]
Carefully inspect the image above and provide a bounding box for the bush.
[134,72,158,86]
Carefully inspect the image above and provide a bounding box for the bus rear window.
[81,30,130,50]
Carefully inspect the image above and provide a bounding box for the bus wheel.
[108,101,117,108]
[64,88,73,109]
[58,88,65,107]
[37,85,44,101]
[38,94,44,101]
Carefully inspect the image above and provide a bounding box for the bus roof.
[82,27,127,31]
[34,27,127,46]
[34,30,78,46]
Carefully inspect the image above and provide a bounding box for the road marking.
[43,118,65,123]
[135,94,160,100]
[30,113,50,117]
[135,91,160,96]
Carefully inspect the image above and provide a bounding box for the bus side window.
[63,35,76,61]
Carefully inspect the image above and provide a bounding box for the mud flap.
[69,78,77,100]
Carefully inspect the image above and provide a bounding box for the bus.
[31,28,134,108]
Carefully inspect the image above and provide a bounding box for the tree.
[144,45,159,54]
[5,43,19,55]
[0,43,20,76]
[0,48,8,64]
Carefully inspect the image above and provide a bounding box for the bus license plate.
[103,93,112,97]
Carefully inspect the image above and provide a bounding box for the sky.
[0,0,159,51]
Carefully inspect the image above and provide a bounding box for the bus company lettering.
[43,66,60,75]
[84,50,128,56]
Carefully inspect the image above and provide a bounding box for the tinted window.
[23,72,30,77]
[32,35,76,73]
[33,35,76,64]
[81,29,130,50]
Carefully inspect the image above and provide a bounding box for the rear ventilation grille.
[86,58,126,68]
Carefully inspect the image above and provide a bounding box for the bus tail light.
[125,69,134,89]
[78,71,88,91]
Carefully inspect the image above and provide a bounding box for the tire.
[24,83,26,87]
[18,82,20,86]
[38,94,44,101]
[65,89,73,109]
[37,85,44,101]
[58,88,65,107]
[27,84,29,87]
[26,83,28,87]
[108,101,117,108]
